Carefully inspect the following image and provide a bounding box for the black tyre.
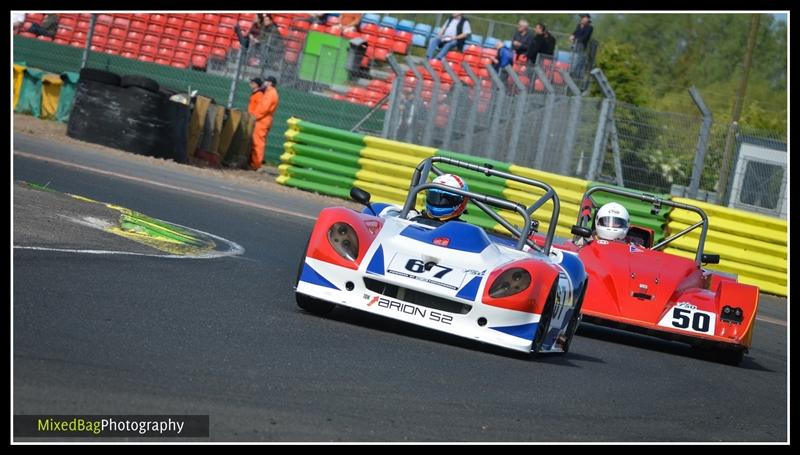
[120,74,160,93]
[294,239,335,316]
[79,68,121,86]
[532,277,559,353]
[560,278,589,354]
[713,347,745,366]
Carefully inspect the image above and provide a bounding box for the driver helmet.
[426,174,469,221]
[595,202,630,241]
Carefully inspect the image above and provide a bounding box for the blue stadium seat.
[361,13,381,25]
[504,40,512,49]
[556,50,571,62]
[433,26,441,35]
[412,33,427,47]
[414,22,432,37]
[380,16,398,29]
[466,34,483,46]
[483,36,499,48]
[397,20,415,32]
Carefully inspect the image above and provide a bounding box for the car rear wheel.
[532,278,559,353]
[712,347,745,366]
[560,278,588,353]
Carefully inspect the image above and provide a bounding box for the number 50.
[671,308,710,332]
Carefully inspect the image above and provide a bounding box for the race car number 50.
[658,303,716,334]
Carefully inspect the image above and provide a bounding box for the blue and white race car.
[295,156,589,354]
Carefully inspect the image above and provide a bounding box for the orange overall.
[250,86,279,170]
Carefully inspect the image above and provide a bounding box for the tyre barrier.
[277,118,787,296]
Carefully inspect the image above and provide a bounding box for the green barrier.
[287,117,366,145]
[288,142,361,168]
[279,163,355,189]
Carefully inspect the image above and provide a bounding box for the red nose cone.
[433,237,450,247]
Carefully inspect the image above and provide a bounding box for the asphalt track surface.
[13,133,788,442]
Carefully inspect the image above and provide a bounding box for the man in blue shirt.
[490,40,514,82]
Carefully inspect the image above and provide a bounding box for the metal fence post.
[419,58,441,147]
[588,68,623,185]
[227,46,245,109]
[461,62,481,155]
[80,13,97,69]
[505,66,527,164]
[587,99,610,181]
[559,69,582,176]
[486,65,506,160]
[441,60,463,151]
[533,66,555,170]
[687,86,713,199]
[382,54,404,139]
[404,62,424,144]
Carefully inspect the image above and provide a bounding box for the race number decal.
[386,253,465,290]
[658,302,716,334]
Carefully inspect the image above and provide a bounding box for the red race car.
[540,185,760,365]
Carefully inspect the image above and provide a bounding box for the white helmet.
[595,202,630,241]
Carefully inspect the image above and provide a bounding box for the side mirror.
[701,253,720,264]
[571,225,592,238]
[350,187,371,205]
[350,187,376,215]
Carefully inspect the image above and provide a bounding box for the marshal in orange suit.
[250,76,280,170]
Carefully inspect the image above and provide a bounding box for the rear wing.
[399,156,560,255]
[576,185,712,267]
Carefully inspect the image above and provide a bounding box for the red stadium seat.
[25,13,44,23]
[148,14,167,25]
[197,23,215,34]
[155,57,170,66]
[375,36,392,49]
[342,29,360,40]
[534,79,544,92]
[197,33,214,45]
[157,48,174,60]
[480,47,496,59]
[202,14,220,25]
[53,38,69,45]
[240,13,256,21]
[361,23,378,35]
[69,40,84,48]
[392,40,408,55]
[121,51,136,59]
[90,35,107,47]
[93,24,110,37]
[137,55,154,62]
[377,26,395,38]
[142,34,160,45]
[131,13,150,22]
[230,39,240,50]
[76,20,90,32]
[90,44,103,52]
[309,23,325,33]
[237,21,251,34]
[105,37,123,50]
[103,48,119,55]
[122,41,139,53]
[191,54,208,69]
[114,14,133,20]
[170,61,187,69]
[146,24,163,35]
[477,68,489,79]
[292,20,310,31]
[166,15,184,28]
[72,31,87,43]
[109,27,126,39]
[60,17,77,29]
[439,72,453,84]
[112,17,130,29]
[173,50,191,64]
[210,47,227,59]
[176,40,193,52]
[184,19,200,31]
[161,37,177,50]
[284,50,299,64]
[180,29,198,42]
[96,14,113,25]
[213,35,230,47]
[464,44,481,56]
[445,51,463,63]
[193,44,211,56]
[56,27,74,40]
[140,44,157,57]
[219,16,237,28]
[373,47,390,61]
[129,19,147,32]
[163,26,180,39]
[126,31,143,42]
[396,30,412,43]
[186,13,204,21]
[480,57,492,68]
[37,35,53,42]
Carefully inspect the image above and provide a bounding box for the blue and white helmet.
[426,174,469,221]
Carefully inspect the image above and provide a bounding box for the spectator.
[526,23,556,67]
[235,13,274,50]
[250,76,280,171]
[340,13,363,33]
[247,77,265,116]
[26,13,58,38]
[426,13,471,60]
[13,13,25,33]
[511,19,534,61]
[311,13,340,25]
[569,13,594,50]
[490,40,514,82]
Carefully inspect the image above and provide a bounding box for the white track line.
[14,150,317,221]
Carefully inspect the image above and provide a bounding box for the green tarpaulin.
[55,71,79,123]
[15,67,45,118]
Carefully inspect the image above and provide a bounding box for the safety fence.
[277,118,787,296]
[13,63,79,122]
